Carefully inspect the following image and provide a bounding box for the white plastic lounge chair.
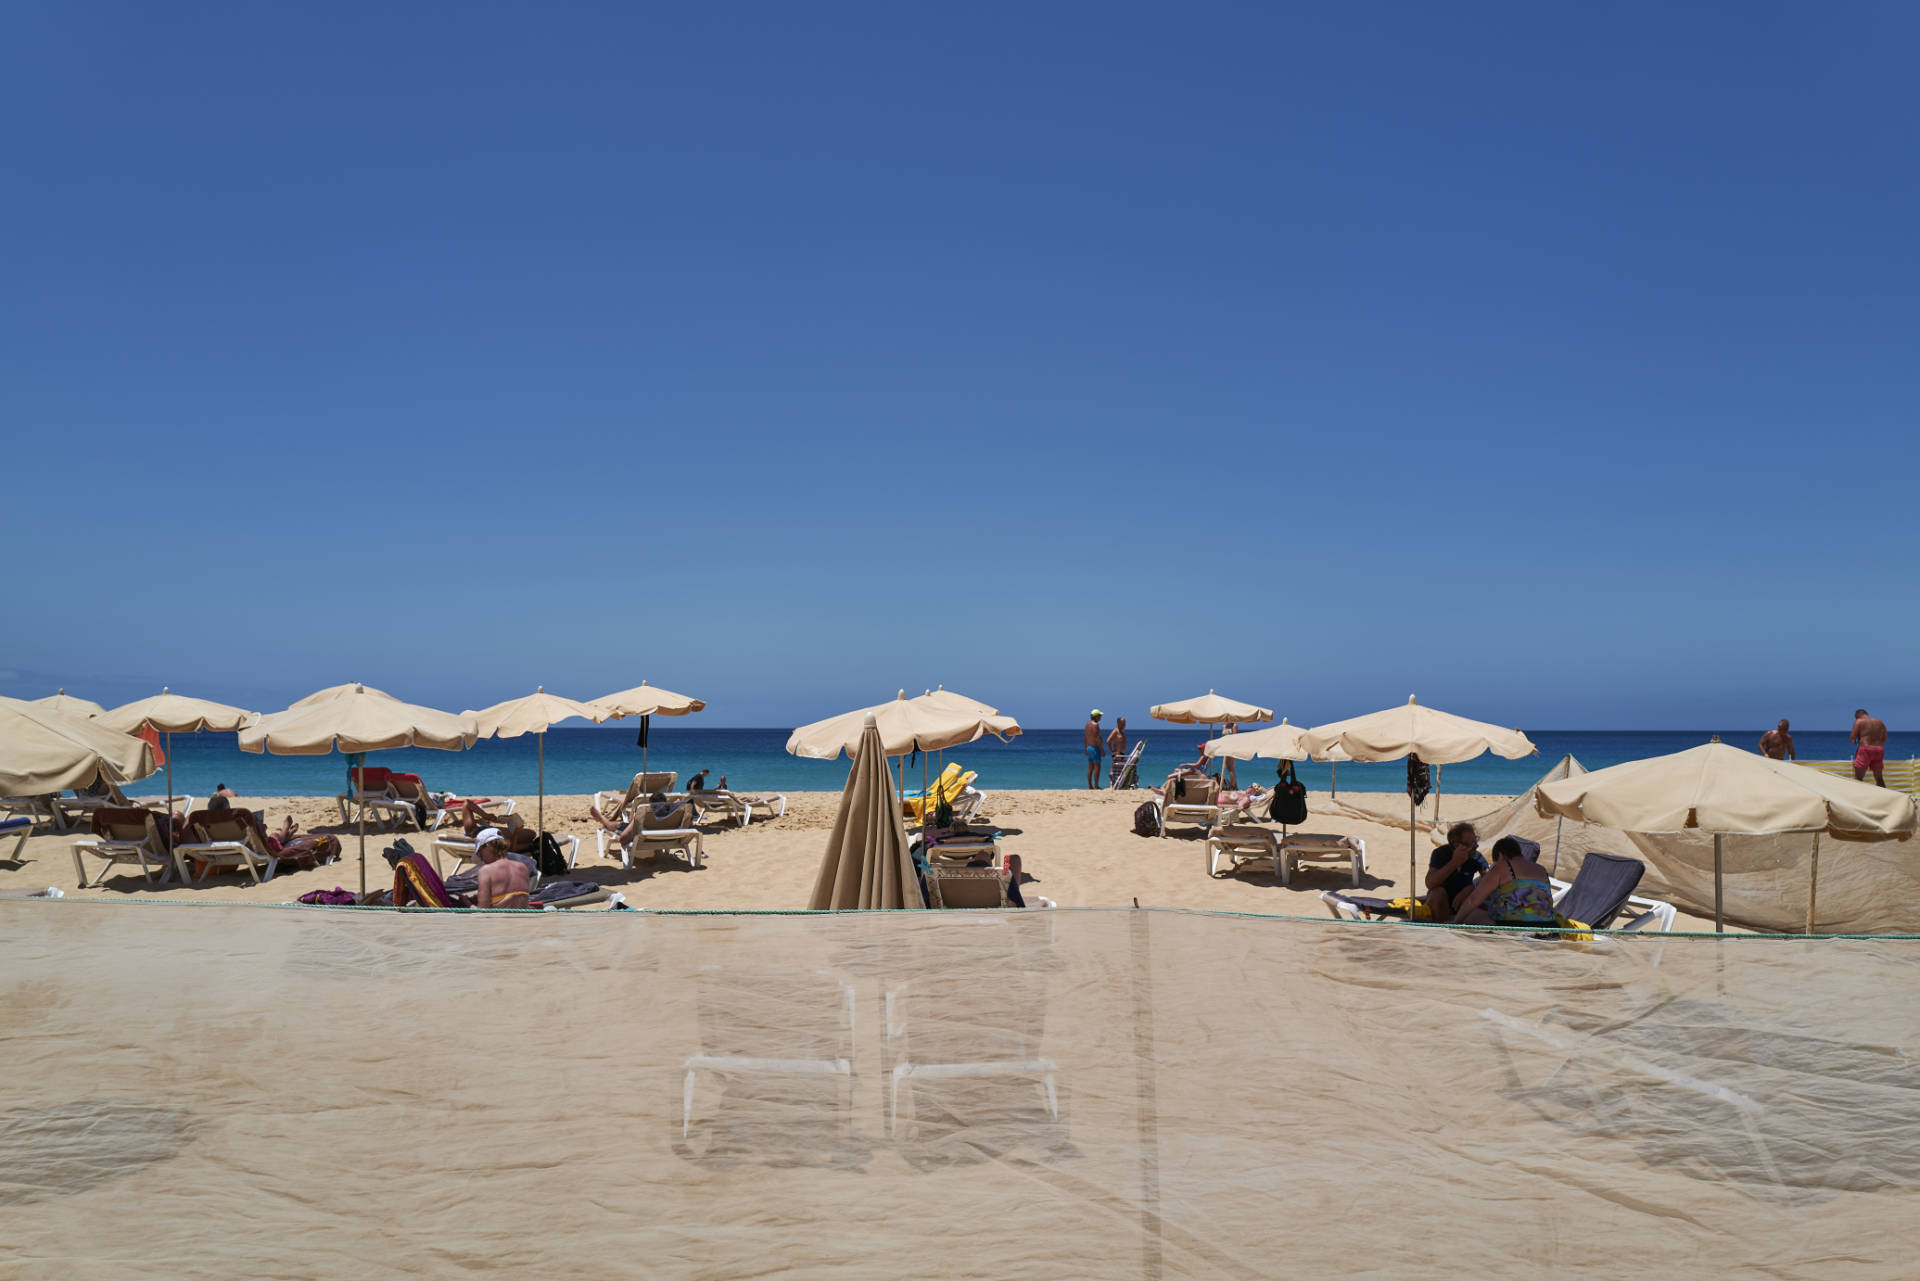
[69,809,177,888]
[1109,741,1144,789]
[432,830,577,882]
[174,810,280,885]
[603,801,704,869]
[682,967,855,1141]
[361,773,437,832]
[884,974,1059,1139]
[54,786,190,832]
[1157,774,1220,837]
[2,795,66,832]
[1206,825,1279,878]
[690,790,788,827]
[950,787,986,823]
[592,772,680,825]
[1279,832,1367,886]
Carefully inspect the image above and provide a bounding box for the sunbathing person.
[474,830,533,909]
[588,791,685,845]
[1451,836,1556,927]
[457,799,537,853]
[1424,822,1488,920]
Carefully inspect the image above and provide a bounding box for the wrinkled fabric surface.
[4,902,1919,1279]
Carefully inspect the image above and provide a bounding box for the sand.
[7,788,1718,927]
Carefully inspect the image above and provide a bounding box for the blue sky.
[3,3,1915,731]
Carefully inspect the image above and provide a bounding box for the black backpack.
[1268,762,1308,826]
[1133,802,1161,837]
[533,832,570,879]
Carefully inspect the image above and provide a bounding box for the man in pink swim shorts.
[1851,708,1888,786]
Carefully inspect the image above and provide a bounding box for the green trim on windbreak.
[15,895,1920,941]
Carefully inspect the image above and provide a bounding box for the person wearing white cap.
[472,828,533,910]
[1084,709,1105,790]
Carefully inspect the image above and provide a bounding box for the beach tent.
[240,684,479,895]
[99,688,258,817]
[589,681,706,782]
[22,689,107,719]
[0,699,155,798]
[1536,741,1917,932]
[464,686,609,837]
[808,712,923,909]
[1303,696,1536,912]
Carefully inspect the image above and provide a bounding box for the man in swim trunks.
[1084,710,1104,790]
[1759,719,1795,761]
[1105,716,1127,786]
[1852,709,1888,785]
[474,829,533,909]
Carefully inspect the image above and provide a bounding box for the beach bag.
[533,832,570,879]
[1269,763,1308,826]
[1133,802,1160,837]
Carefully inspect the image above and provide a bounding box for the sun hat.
[473,826,503,850]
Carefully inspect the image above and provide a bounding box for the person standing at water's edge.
[1084,710,1104,789]
[1852,709,1888,785]
[1759,720,1796,761]
[1105,716,1127,786]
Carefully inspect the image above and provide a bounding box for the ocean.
[130,726,1919,800]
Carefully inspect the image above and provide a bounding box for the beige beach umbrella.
[463,687,609,837]
[910,687,1021,802]
[0,701,156,798]
[1535,741,1918,932]
[788,692,1020,761]
[1202,718,1353,791]
[589,681,707,782]
[23,689,107,719]
[1149,691,1275,725]
[1303,696,1537,915]
[808,713,924,910]
[290,682,398,708]
[240,684,480,895]
[100,688,259,816]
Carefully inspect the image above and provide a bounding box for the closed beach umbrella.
[589,681,706,781]
[1149,691,1275,725]
[0,701,156,797]
[99,688,258,816]
[463,686,609,837]
[24,689,107,719]
[1304,696,1537,916]
[809,713,924,910]
[240,684,480,895]
[1535,740,1918,932]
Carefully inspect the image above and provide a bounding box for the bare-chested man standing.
[1105,716,1127,786]
[1851,708,1888,786]
[1084,710,1104,790]
[1758,719,1795,761]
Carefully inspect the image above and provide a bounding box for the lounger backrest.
[350,767,394,796]
[187,809,269,853]
[92,807,162,847]
[387,774,428,802]
[639,803,692,832]
[1554,852,1646,930]
[926,867,1012,909]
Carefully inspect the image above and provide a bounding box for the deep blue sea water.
[132,727,1920,799]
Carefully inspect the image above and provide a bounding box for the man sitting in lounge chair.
[473,829,533,909]
[587,791,687,845]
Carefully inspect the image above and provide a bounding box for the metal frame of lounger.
[1206,826,1279,878]
[681,967,856,1140]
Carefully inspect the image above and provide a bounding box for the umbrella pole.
[165,731,174,817]
[1331,761,1338,798]
[1409,794,1418,918]
[538,731,545,837]
[1713,833,1724,933]
[1552,816,1564,877]
[358,800,367,899]
[1805,832,1820,935]
[1432,764,1442,826]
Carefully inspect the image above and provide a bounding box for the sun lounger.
[69,808,177,888]
[903,766,977,823]
[682,967,856,1140]
[1548,852,1676,932]
[1279,832,1367,886]
[433,831,576,882]
[1206,825,1279,878]
[603,801,704,869]
[2,815,33,862]
[1157,773,1220,836]
[53,785,191,832]
[427,795,517,832]
[1109,741,1144,789]
[593,772,680,824]
[174,809,280,885]
[691,790,788,827]
[923,865,1015,908]
[884,973,1058,1139]
[3,795,66,832]
[335,767,395,826]
[361,772,437,832]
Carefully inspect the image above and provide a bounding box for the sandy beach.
[8,787,1720,928]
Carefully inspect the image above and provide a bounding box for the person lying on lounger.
[587,791,685,845]
[457,799,537,853]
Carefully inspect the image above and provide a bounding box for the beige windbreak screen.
[6,903,1919,1279]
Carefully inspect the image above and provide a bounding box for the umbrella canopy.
[22,689,106,719]
[1535,743,1917,841]
[916,687,1001,716]
[466,687,608,739]
[808,713,924,910]
[0,701,156,796]
[788,692,1020,761]
[1149,691,1274,725]
[240,686,479,754]
[1202,718,1351,763]
[1301,695,1535,764]
[98,688,257,735]
[590,681,707,718]
[290,682,397,709]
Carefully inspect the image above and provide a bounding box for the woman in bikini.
[1450,836,1556,927]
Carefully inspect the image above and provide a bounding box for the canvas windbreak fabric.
[6,902,1918,1280]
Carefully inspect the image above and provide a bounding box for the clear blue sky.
[3,3,1914,731]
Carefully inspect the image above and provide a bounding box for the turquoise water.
[130,727,1918,799]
